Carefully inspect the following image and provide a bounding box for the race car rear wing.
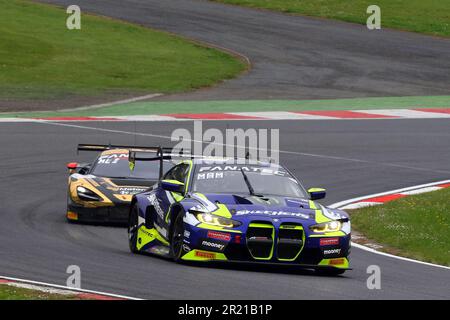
[77,144,194,179]
[128,147,197,179]
[77,144,173,153]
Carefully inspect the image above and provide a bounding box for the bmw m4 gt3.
[128,158,351,275]
[67,144,173,224]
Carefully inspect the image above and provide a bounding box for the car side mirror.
[67,162,78,174]
[308,188,326,200]
[161,180,185,193]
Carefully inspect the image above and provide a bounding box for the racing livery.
[67,144,173,224]
[128,158,351,275]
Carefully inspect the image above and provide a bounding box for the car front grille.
[246,222,274,260]
[276,223,304,261]
[245,222,305,262]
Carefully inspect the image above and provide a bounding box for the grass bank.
[211,0,450,37]
[0,0,244,100]
[0,284,84,300]
[350,187,450,266]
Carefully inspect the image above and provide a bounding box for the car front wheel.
[128,205,139,253]
[170,213,186,263]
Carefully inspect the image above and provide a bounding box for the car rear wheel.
[66,192,75,223]
[128,205,139,253]
[170,213,186,263]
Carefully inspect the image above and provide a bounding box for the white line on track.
[46,93,163,112]
[229,111,335,120]
[62,93,162,112]
[354,109,450,119]
[0,275,142,300]
[30,120,450,175]
[350,243,450,271]
[329,180,450,209]
[0,94,163,118]
[329,179,450,271]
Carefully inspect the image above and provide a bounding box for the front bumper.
[181,220,351,269]
[67,203,130,224]
[182,250,350,270]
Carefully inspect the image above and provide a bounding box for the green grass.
[1,95,449,118]
[350,187,450,266]
[0,285,81,300]
[211,0,450,37]
[0,0,245,99]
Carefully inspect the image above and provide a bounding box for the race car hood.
[97,177,156,202]
[70,173,156,204]
[188,192,329,221]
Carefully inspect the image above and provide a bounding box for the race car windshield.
[192,164,307,198]
[91,153,169,179]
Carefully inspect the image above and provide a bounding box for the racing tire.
[315,267,346,276]
[128,204,139,254]
[170,213,186,263]
[66,194,76,224]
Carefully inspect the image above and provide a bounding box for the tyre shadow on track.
[67,220,127,228]
[183,261,349,278]
[131,249,348,278]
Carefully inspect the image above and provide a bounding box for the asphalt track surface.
[1,119,449,299]
[2,0,449,299]
[38,0,450,100]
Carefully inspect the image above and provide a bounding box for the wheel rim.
[128,207,138,248]
[172,216,184,258]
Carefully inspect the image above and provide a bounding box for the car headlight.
[76,186,102,201]
[309,220,342,233]
[195,213,241,228]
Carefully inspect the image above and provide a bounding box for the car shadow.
[67,219,127,228]
[183,260,349,278]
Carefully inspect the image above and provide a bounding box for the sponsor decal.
[140,228,153,237]
[194,250,216,259]
[201,240,225,251]
[198,165,287,177]
[235,209,310,219]
[147,193,165,220]
[279,225,297,229]
[182,244,191,252]
[117,187,147,195]
[234,235,242,244]
[323,248,341,255]
[184,230,191,239]
[97,153,128,164]
[148,246,170,256]
[320,237,340,246]
[249,236,269,241]
[329,258,345,266]
[207,231,231,242]
[197,172,224,180]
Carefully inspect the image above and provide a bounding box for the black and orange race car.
[66,144,174,224]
